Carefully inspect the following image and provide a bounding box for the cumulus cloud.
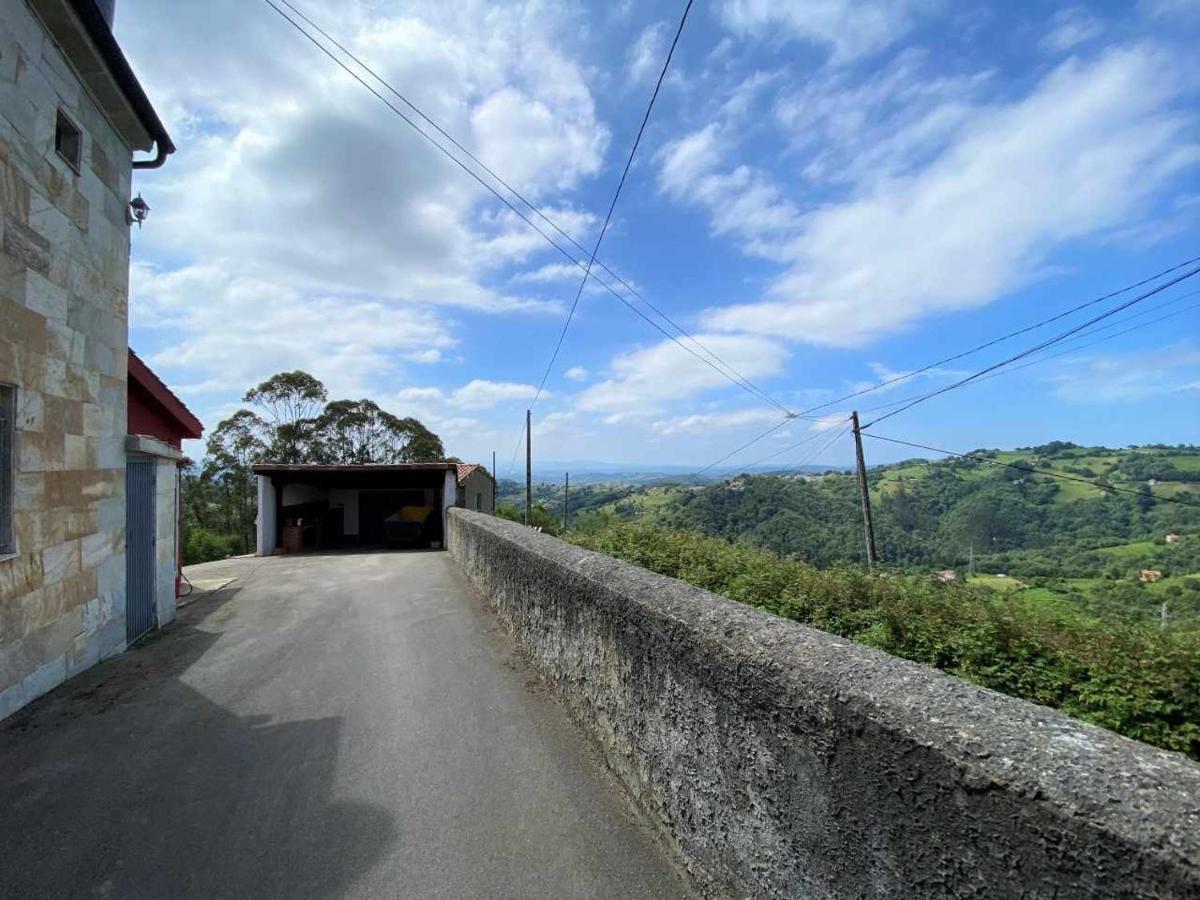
[651,407,782,436]
[394,379,543,410]
[576,334,788,419]
[680,45,1198,346]
[132,262,457,399]
[564,366,589,381]
[119,0,608,394]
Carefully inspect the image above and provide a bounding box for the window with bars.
[0,384,14,555]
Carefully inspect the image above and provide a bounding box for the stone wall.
[448,509,1200,899]
[0,0,133,717]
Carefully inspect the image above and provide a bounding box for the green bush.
[183,528,236,565]
[567,519,1200,759]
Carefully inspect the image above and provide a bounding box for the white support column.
[257,475,277,556]
[442,469,456,548]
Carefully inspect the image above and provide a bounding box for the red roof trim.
[127,350,203,439]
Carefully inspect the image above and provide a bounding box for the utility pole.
[492,450,496,514]
[851,411,879,569]
[524,409,532,526]
[968,544,974,579]
[562,471,569,532]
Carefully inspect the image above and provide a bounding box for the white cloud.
[451,379,543,409]
[119,0,607,396]
[132,263,457,400]
[394,379,543,411]
[511,263,582,284]
[718,0,938,62]
[576,334,788,418]
[658,125,799,255]
[627,23,668,84]
[690,45,1199,346]
[1048,345,1200,402]
[564,366,589,381]
[651,407,782,436]
[1041,7,1104,53]
[773,49,993,187]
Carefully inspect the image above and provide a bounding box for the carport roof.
[253,463,457,475]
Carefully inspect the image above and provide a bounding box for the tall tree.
[202,409,271,551]
[313,399,445,464]
[243,371,328,463]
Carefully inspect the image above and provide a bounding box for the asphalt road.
[0,551,693,899]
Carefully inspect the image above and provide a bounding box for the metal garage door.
[125,459,156,643]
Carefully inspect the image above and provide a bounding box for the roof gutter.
[67,0,175,168]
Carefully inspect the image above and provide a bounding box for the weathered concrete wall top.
[448,509,1200,899]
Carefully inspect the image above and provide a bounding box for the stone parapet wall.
[0,0,133,718]
[448,509,1200,899]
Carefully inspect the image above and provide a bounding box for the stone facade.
[0,0,137,717]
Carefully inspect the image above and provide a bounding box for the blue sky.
[116,0,1199,471]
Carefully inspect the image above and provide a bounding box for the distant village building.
[935,570,958,582]
[1166,533,1181,544]
[1140,570,1164,583]
[1,0,175,719]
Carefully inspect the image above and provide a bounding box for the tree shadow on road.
[0,587,398,899]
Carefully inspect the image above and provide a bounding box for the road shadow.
[0,586,397,899]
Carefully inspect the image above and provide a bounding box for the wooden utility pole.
[562,471,569,531]
[492,450,496,513]
[524,409,532,526]
[851,411,879,569]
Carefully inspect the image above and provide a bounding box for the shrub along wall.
[448,509,1200,899]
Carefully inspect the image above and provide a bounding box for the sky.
[115,0,1200,473]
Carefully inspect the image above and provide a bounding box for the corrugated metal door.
[125,459,157,643]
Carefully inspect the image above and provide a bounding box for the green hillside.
[502,442,1200,627]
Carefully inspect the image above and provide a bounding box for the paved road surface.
[0,552,692,899]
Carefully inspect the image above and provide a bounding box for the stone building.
[0,0,173,718]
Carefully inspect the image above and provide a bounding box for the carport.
[254,463,460,554]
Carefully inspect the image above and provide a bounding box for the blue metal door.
[125,459,156,643]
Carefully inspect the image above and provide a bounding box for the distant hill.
[502,442,1200,626]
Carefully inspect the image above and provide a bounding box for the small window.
[475,492,482,511]
[0,384,15,556]
[55,110,82,172]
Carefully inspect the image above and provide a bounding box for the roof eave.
[30,0,175,162]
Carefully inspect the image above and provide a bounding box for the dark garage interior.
[253,464,457,552]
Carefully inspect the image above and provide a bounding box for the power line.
[690,416,794,479]
[966,297,1200,387]
[860,433,1200,509]
[742,416,852,469]
[272,0,788,418]
[854,288,1200,415]
[861,264,1200,428]
[263,0,792,419]
[792,255,1200,420]
[531,0,694,407]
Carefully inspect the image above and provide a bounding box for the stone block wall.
[448,509,1200,899]
[0,0,133,718]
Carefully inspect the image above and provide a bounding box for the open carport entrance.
[253,464,459,554]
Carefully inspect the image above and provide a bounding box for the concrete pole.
[851,411,879,570]
[525,409,532,526]
[563,471,569,532]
